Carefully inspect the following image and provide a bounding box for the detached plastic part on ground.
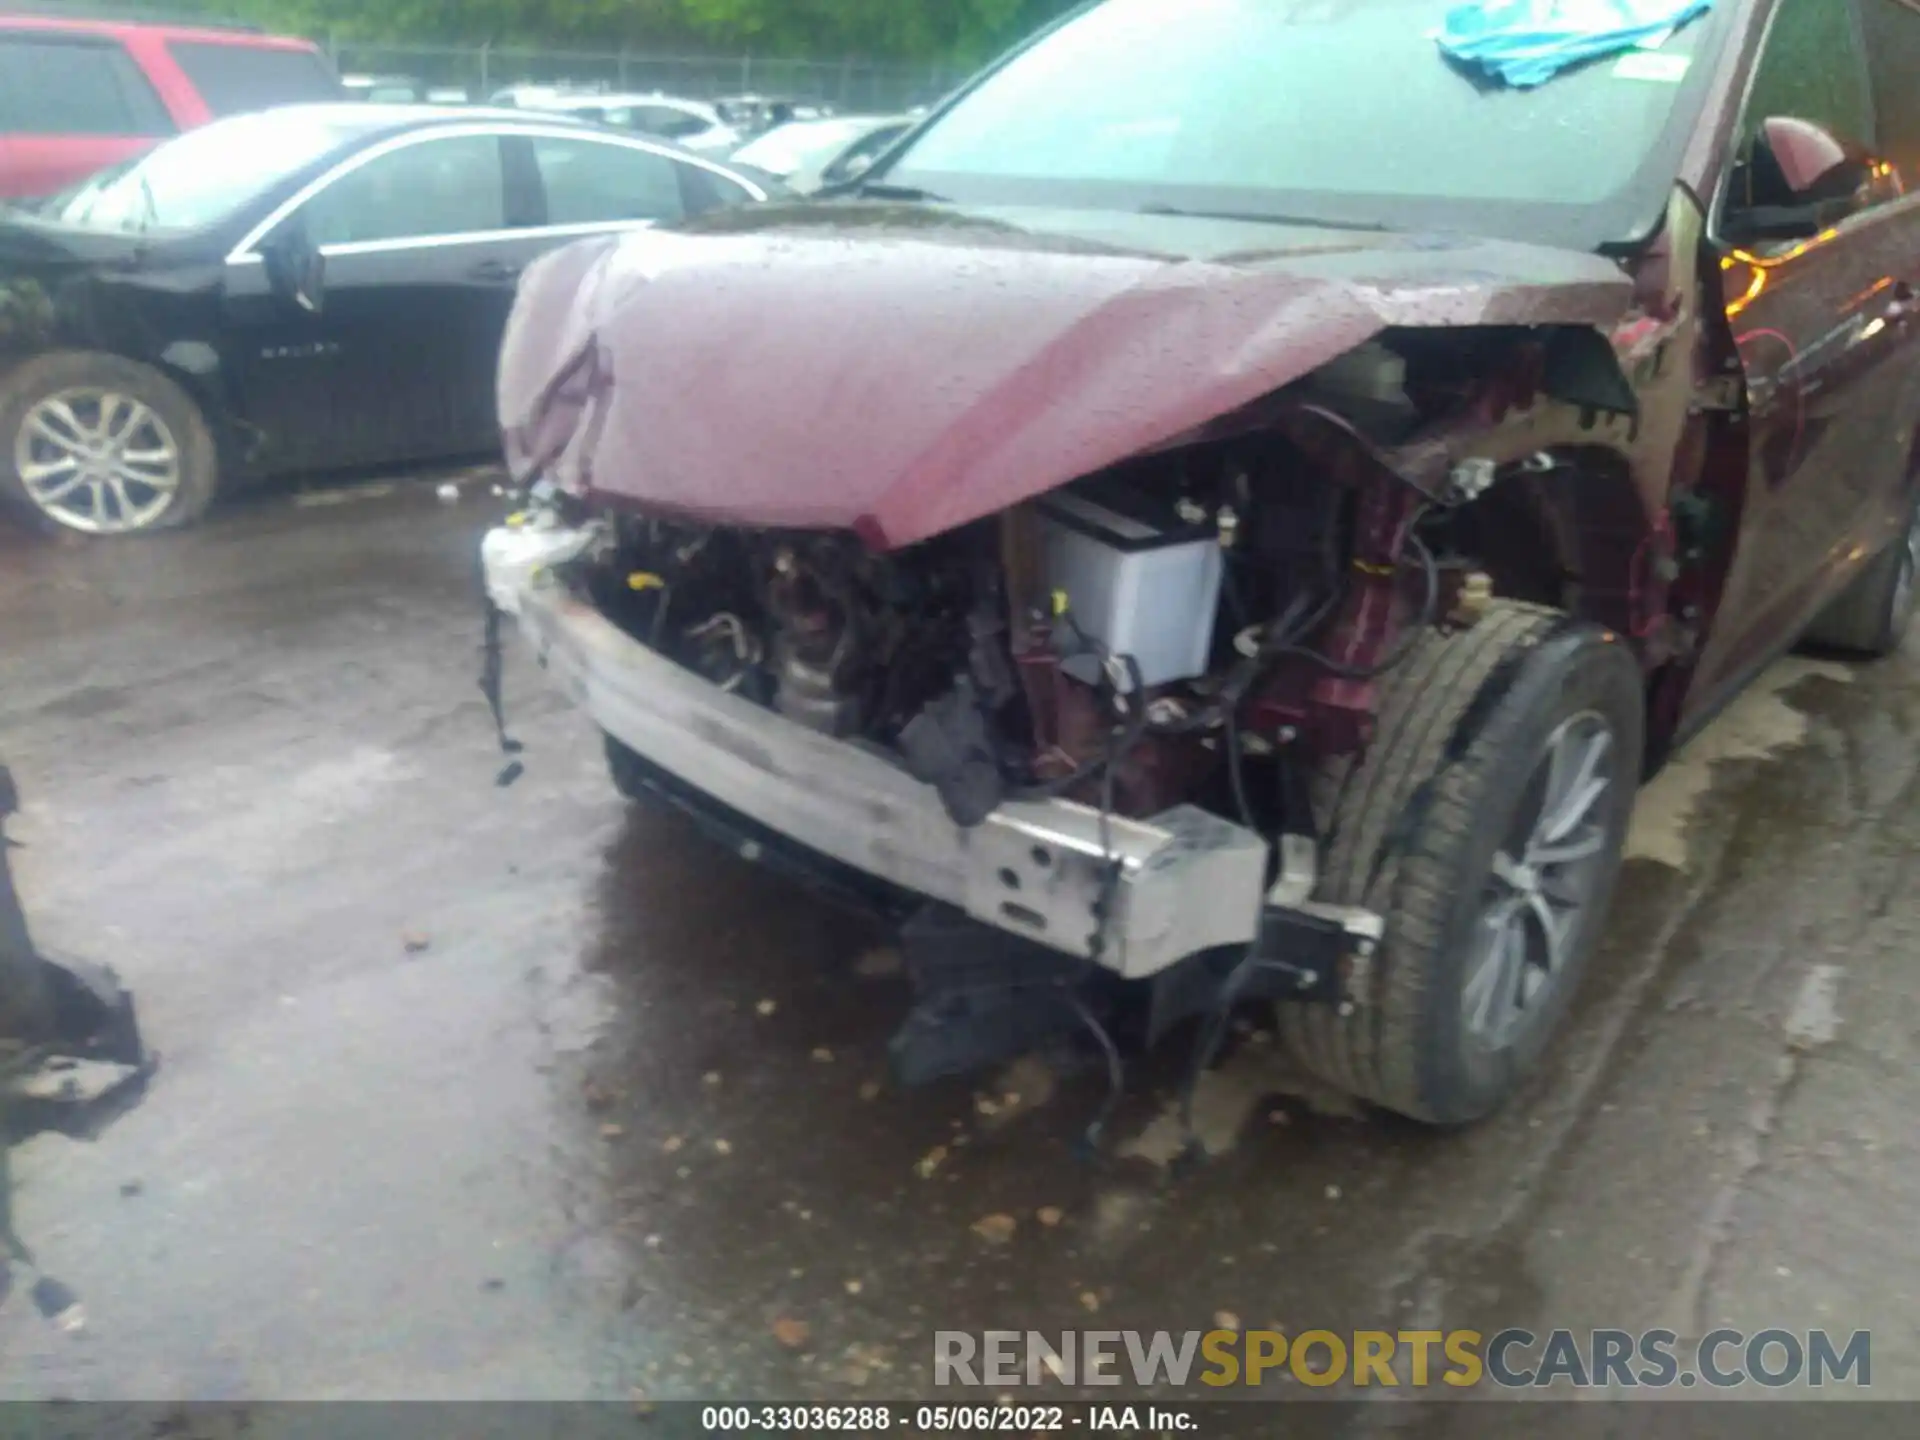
[0,763,156,1330]
[1437,0,1714,87]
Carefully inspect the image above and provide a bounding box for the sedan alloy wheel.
[14,388,182,535]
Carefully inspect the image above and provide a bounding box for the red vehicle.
[0,15,341,200]
[485,0,1920,1125]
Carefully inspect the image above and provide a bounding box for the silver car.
[730,114,916,193]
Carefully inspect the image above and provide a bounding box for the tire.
[0,351,218,536]
[1278,601,1645,1124]
[1801,496,1920,657]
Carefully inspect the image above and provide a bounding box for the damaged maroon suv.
[483,0,1920,1123]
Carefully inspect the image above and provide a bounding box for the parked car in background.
[492,87,740,154]
[0,15,341,200]
[714,94,830,139]
[485,0,1920,1126]
[342,73,429,104]
[730,113,915,193]
[0,104,771,535]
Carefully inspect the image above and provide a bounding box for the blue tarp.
[1436,0,1714,88]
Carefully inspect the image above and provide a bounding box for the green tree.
[198,0,1082,59]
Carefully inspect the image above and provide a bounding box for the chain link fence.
[1,3,968,113]
[324,39,964,115]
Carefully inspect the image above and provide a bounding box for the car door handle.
[467,260,522,284]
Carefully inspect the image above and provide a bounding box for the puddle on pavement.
[517,651,1890,1404]
[1626,658,1854,869]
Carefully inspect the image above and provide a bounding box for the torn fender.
[497,204,1637,550]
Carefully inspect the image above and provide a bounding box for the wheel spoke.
[1464,897,1526,1040]
[1539,729,1612,844]
[111,459,176,494]
[1529,828,1606,867]
[19,453,78,484]
[1526,892,1570,977]
[26,468,86,504]
[52,397,97,444]
[28,410,84,452]
[104,473,134,520]
[102,398,146,447]
[1489,849,1528,891]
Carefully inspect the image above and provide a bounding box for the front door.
[221,131,538,475]
[1687,0,1920,702]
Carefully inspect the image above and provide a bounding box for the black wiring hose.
[999,631,1147,1153]
[1263,529,1440,681]
[1223,704,1258,832]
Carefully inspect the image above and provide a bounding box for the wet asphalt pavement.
[0,478,1916,1415]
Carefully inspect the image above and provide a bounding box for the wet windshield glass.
[886,0,1725,245]
[47,109,364,234]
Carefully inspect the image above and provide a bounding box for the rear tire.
[1801,496,1920,657]
[0,351,218,536]
[1279,602,1644,1124]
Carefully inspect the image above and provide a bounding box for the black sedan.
[0,105,772,535]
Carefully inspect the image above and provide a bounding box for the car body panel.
[1670,0,1920,717]
[1691,203,1920,702]
[497,203,1635,551]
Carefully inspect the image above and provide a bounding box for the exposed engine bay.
[564,334,1536,842]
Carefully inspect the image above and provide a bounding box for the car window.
[0,35,171,137]
[46,107,360,232]
[165,43,343,116]
[1723,0,1882,234]
[1860,0,1920,183]
[531,135,684,225]
[301,134,506,246]
[1738,0,1874,150]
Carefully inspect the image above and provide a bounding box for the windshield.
[45,109,364,235]
[733,119,881,176]
[884,0,1730,249]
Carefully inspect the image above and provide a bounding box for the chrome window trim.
[225,120,768,263]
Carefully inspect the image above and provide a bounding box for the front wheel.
[1280,602,1645,1124]
[0,352,218,536]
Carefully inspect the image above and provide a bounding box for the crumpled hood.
[498,203,1635,550]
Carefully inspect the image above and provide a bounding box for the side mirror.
[1726,117,1871,244]
[261,220,325,315]
[1758,116,1854,198]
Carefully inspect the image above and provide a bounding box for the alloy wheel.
[1460,710,1617,1051]
[12,388,182,535]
